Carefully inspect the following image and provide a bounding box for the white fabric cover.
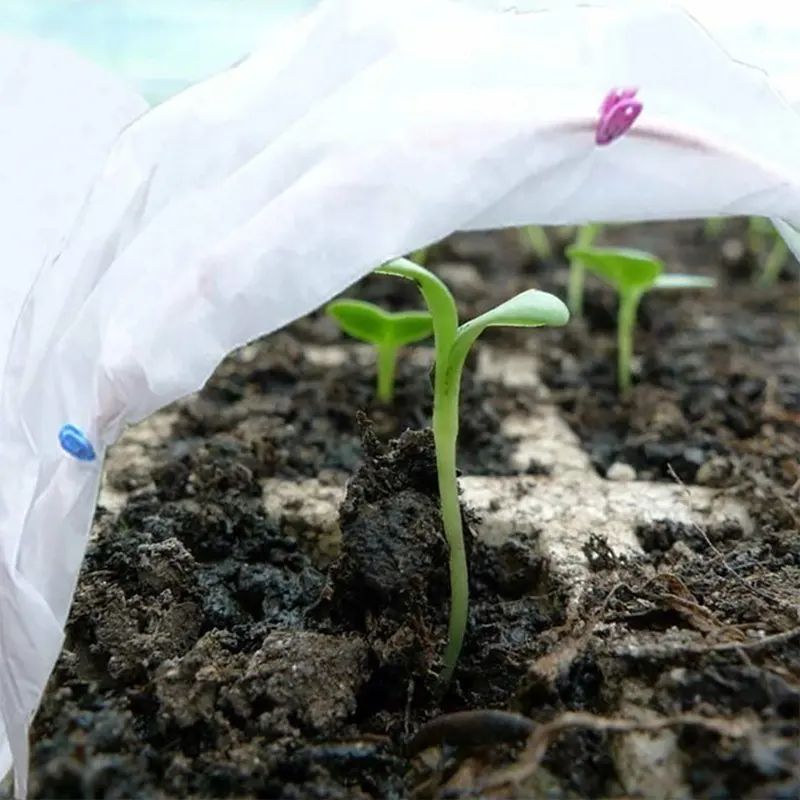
[0,36,146,794]
[2,0,800,795]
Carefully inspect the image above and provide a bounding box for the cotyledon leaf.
[326,299,391,343]
[391,311,434,346]
[566,246,664,292]
[450,289,569,367]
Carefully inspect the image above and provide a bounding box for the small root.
[481,711,755,793]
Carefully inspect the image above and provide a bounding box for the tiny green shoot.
[706,217,791,286]
[376,258,569,682]
[759,236,790,287]
[566,246,715,394]
[748,218,792,287]
[704,216,726,239]
[326,299,433,403]
[747,215,772,255]
[567,222,601,317]
[520,225,552,261]
[409,246,430,266]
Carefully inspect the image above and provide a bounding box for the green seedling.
[376,258,569,681]
[326,299,433,403]
[567,222,602,317]
[704,216,726,239]
[566,246,715,394]
[759,235,790,287]
[747,215,772,256]
[747,217,792,287]
[520,225,552,261]
[706,217,791,286]
[409,246,430,266]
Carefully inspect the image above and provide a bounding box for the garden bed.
[12,222,800,799]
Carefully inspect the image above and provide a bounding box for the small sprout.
[759,236,790,287]
[408,246,430,266]
[376,258,569,681]
[707,217,791,286]
[566,246,715,394]
[520,225,552,261]
[747,217,793,287]
[704,216,726,240]
[326,299,433,403]
[567,222,602,317]
[747,215,773,256]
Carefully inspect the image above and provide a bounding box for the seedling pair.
[567,246,715,392]
[331,259,568,681]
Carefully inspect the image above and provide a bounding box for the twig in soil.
[480,711,753,793]
[407,710,535,756]
[405,677,415,738]
[665,464,791,610]
[611,624,800,660]
[703,625,800,652]
[642,572,735,637]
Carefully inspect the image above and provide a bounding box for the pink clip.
[596,88,642,145]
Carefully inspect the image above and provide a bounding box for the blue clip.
[58,424,97,462]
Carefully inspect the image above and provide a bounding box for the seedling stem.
[567,245,715,395]
[617,289,641,394]
[377,257,568,681]
[567,223,601,317]
[522,225,552,261]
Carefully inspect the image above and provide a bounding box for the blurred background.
[0,0,797,106]
[0,0,317,103]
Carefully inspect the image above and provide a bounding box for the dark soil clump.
[173,331,524,481]
[318,421,450,693]
[20,411,554,799]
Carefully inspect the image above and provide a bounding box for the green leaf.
[327,298,433,348]
[450,289,569,367]
[326,299,390,344]
[391,311,434,346]
[653,274,717,290]
[375,259,455,326]
[565,246,663,292]
[468,289,570,330]
[748,216,773,236]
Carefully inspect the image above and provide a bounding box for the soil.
[7,220,800,799]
